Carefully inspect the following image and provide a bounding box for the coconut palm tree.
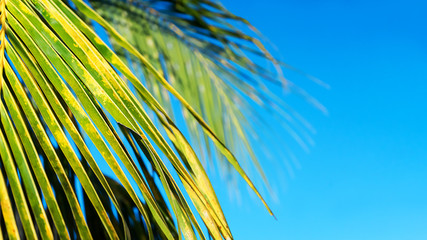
[0,0,313,239]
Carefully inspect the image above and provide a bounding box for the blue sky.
[212,0,427,239]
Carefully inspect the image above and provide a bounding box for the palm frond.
[86,0,322,189]
[0,0,296,239]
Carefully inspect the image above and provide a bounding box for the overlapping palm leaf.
[0,0,294,239]
[86,0,309,185]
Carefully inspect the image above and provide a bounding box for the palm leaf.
[0,0,312,239]
[86,0,321,182]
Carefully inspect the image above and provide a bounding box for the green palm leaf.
[0,0,315,239]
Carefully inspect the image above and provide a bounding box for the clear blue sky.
[210,0,427,239]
